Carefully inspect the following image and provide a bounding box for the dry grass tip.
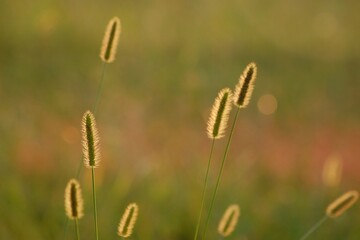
[82,111,101,168]
[207,88,233,139]
[218,204,240,237]
[100,16,121,63]
[64,179,84,220]
[233,62,257,108]
[118,203,139,238]
[326,190,359,218]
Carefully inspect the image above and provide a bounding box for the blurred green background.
[0,0,359,239]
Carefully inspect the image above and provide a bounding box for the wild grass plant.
[62,16,123,240]
[299,190,359,240]
[59,14,360,240]
[81,111,101,240]
[64,179,84,240]
[198,62,258,240]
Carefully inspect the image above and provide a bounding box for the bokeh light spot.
[258,94,277,115]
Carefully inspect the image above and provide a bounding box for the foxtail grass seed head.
[326,190,359,218]
[64,179,84,220]
[82,111,101,168]
[207,88,233,139]
[118,203,139,238]
[322,154,343,187]
[100,17,121,63]
[218,204,240,237]
[233,62,257,108]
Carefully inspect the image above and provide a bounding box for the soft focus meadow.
[0,0,360,239]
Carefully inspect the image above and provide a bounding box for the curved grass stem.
[202,108,240,240]
[194,139,216,240]
[299,215,328,240]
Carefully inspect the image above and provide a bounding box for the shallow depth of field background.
[0,0,359,239]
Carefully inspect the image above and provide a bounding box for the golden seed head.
[64,179,84,220]
[233,62,257,108]
[82,111,101,168]
[118,203,139,238]
[326,190,359,218]
[322,153,343,188]
[218,204,240,237]
[207,88,233,139]
[100,16,121,63]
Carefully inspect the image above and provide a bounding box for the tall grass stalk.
[74,62,107,179]
[299,216,328,240]
[201,107,240,240]
[299,190,359,240]
[91,167,99,240]
[202,62,257,239]
[194,88,233,240]
[82,111,101,239]
[193,139,215,240]
[93,62,107,116]
[75,219,80,240]
[63,64,107,240]
[63,16,120,240]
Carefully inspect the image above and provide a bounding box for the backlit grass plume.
[217,204,240,237]
[207,88,233,139]
[233,62,257,108]
[118,203,139,238]
[194,89,233,240]
[326,190,359,218]
[65,179,84,220]
[65,179,83,240]
[82,110,101,240]
[100,17,121,63]
[82,111,101,168]
[300,190,359,240]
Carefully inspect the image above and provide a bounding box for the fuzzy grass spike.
[233,62,257,108]
[217,204,240,237]
[207,88,233,139]
[118,203,139,238]
[100,17,121,63]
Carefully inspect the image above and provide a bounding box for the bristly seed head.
[100,17,121,63]
[326,190,359,218]
[218,204,240,237]
[64,179,84,220]
[82,111,101,168]
[118,203,139,238]
[207,88,233,139]
[233,62,257,108]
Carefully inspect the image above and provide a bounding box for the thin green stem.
[92,167,99,240]
[299,215,328,240]
[62,218,69,240]
[93,62,107,115]
[202,108,240,240]
[75,218,80,240]
[194,139,216,240]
